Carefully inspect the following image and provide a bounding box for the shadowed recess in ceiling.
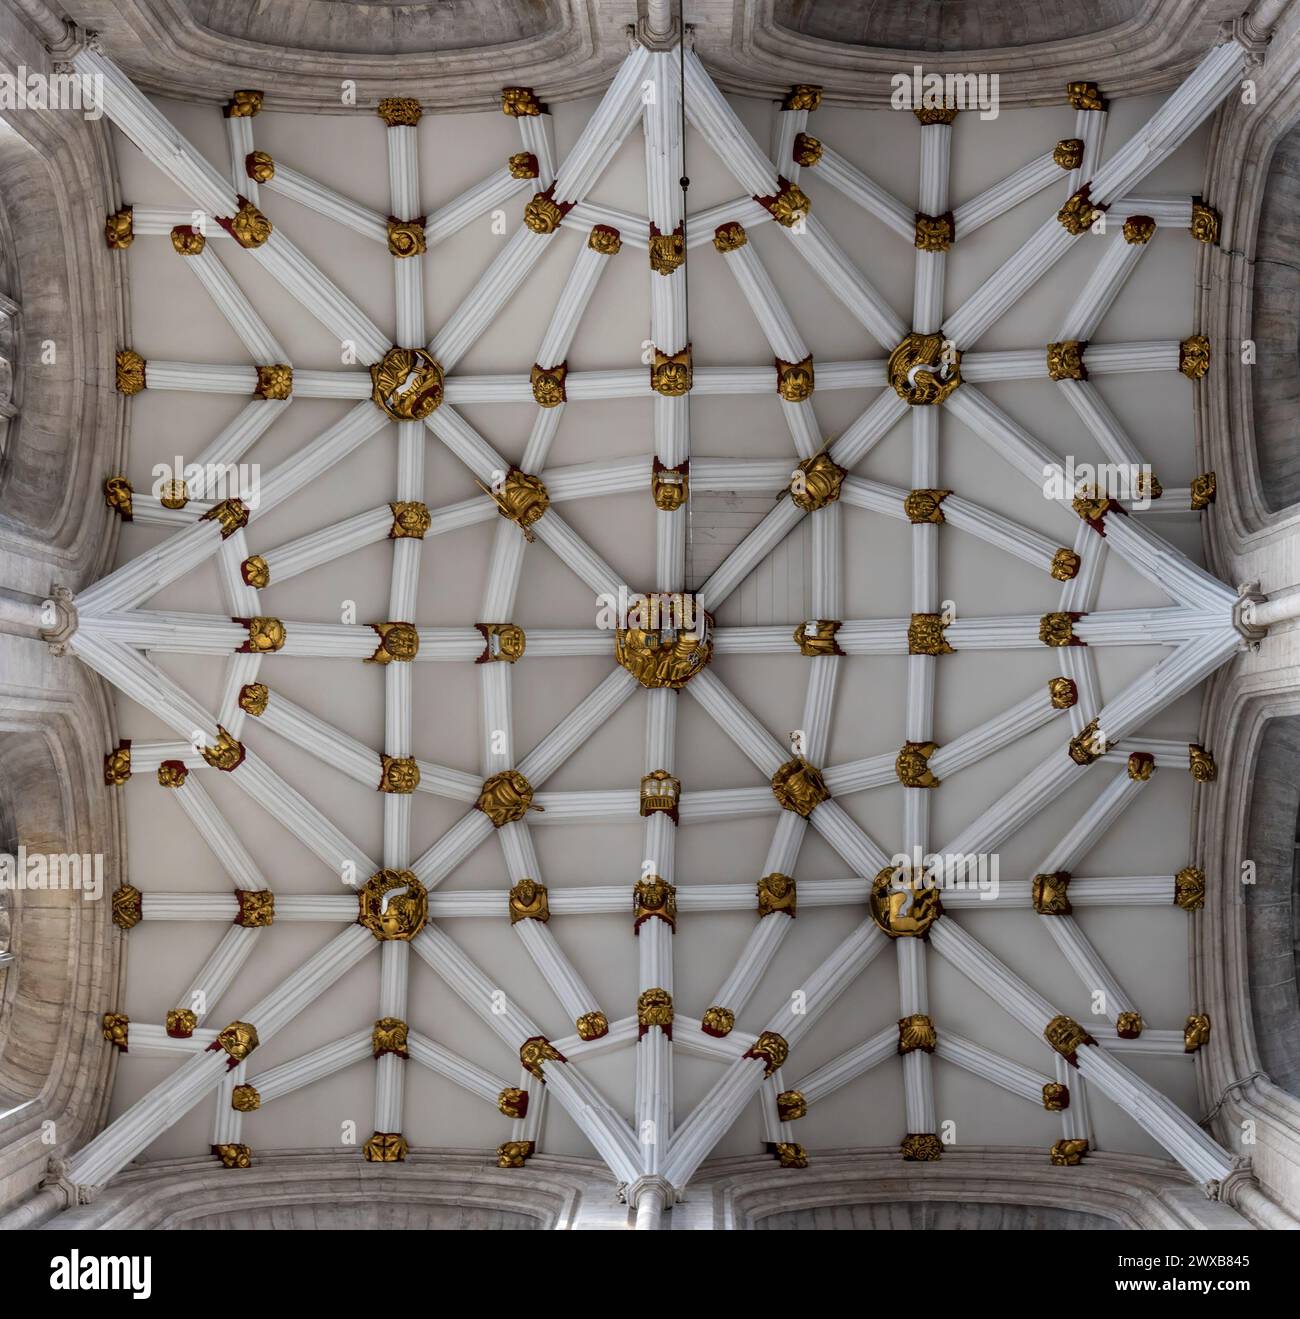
[185,0,560,55]
[772,0,1149,50]
[1244,715,1300,1100]
[1251,118,1300,514]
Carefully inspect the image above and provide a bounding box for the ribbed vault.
[53,24,1267,1227]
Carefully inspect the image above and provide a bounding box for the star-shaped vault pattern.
[68,33,1253,1217]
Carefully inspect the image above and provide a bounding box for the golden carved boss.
[357,869,428,941]
[712,221,747,253]
[115,349,146,395]
[896,741,940,788]
[235,890,274,927]
[744,1030,789,1077]
[370,345,444,419]
[372,1016,409,1059]
[368,621,419,663]
[105,206,133,249]
[782,85,822,111]
[756,177,811,228]
[387,217,427,258]
[520,1035,565,1081]
[245,150,274,183]
[102,1012,129,1052]
[1188,745,1216,783]
[255,363,292,400]
[1053,139,1083,170]
[1067,81,1105,111]
[498,1087,528,1119]
[201,727,246,772]
[475,622,526,664]
[377,97,421,127]
[202,497,250,539]
[898,1013,937,1054]
[639,770,680,823]
[775,354,814,402]
[793,619,842,657]
[914,211,954,252]
[363,1132,408,1162]
[757,872,796,919]
[615,611,713,689]
[1032,871,1071,915]
[1043,1014,1094,1066]
[909,612,953,655]
[637,988,674,1037]
[1179,335,1210,380]
[777,1090,806,1121]
[238,682,269,716]
[112,883,142,930]
[588,224,622,255]
[1057,185,1105,235]
[219,196,272,248]
[577,1011,608,1041]
[650,345,693,396]
[1051,548,1081,580]
[1046,340,1087,381]
[166,1007,197,1038]
[508,878,549,925]
[104,476,133,521]
[888,332,961,405]
[792,132,821,166]
[771,756,829,817]
[870,866,942,938]
[523,190,567,234]
[901,1133,943,1161]
[634,875,677,932]
[477,468,550,540]
[378,755,420,794]
[389,500,431,539]
[530,361,567,407]
[1175,866,1205,912]
[790,451,845,511]
[476,770,541,827]
[238,616,284,654]
[240,554,269,587]
[652,457,689,511]
[648,223,685,275]
[103,741,131,786]
[207,1020,259,1069]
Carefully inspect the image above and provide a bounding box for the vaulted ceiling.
[72,24,1244,1204]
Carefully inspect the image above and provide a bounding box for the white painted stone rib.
[67,926,375,1188]
[936,1033,1051,1103]
[815,143,915,241]
[1057,235,1147,341]
[793,1027,897,1105]
[264,164,388,242]
[170,776,267,890]
[183,248,289,363]
[254,1030,374,1105]
[407,1032,510,1104]
[426,168,528,245]
[951,150,1061,236]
